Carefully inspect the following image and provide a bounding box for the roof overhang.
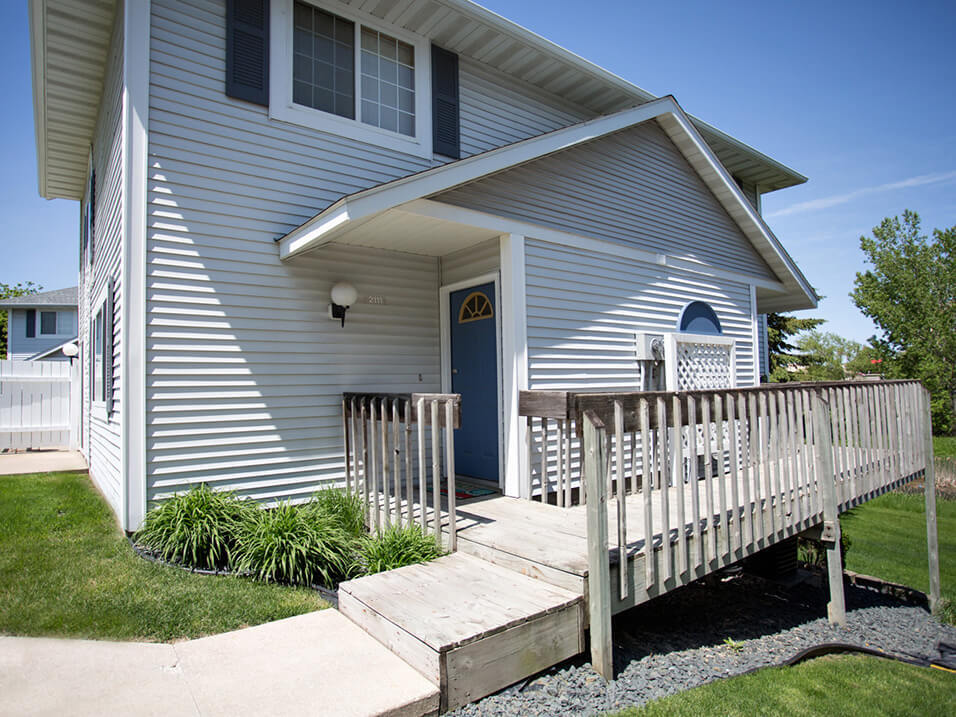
[277,96,817,313]
[337,0,806,192]
[31,0,804,202]
[29,0,117,200]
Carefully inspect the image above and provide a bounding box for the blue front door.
[450,283,499,482]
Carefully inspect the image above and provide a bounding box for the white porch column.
[499,234,529,498]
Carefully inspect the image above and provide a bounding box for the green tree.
[0,281,42,359]
[851,211,956,434]
[795,330,863,381]
[766,313,825,382]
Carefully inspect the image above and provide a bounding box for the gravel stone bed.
[451,570,956,716]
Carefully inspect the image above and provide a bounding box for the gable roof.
[29,337,79,361]
[276,96,816,312]
[30,0,804,200]
[0,286,78,308]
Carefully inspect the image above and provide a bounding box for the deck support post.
[583,409,613,680]
[812,389,846,627]
[922,388,941,611]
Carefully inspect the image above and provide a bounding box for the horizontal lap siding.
[439,238,500,286]
[524,240,757,390]
[439,121,776,281]
[83,7,125,514]
[458,57,590,157]
[147,0,443,503]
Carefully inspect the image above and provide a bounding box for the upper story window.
[40,311,57,335]
[270,0,432,157]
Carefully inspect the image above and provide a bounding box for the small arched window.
[678,301,722,335]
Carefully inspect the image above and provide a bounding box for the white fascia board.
[442,1,805,189]
[662,111,818,309]
[29,0,49,199]
[279,97,679,260]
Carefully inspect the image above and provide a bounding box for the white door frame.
[439,271,504,487]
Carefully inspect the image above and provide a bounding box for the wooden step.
[338,552,584,712]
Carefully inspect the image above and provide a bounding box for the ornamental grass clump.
[235,502,354,587]
[357,524,443,575]
[308,488,366,538]
[134,483,251,571]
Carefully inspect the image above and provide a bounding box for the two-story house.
[0,287,78,361]
[30,0,816,532]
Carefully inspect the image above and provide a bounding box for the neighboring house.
[29,0,816,531]
[0,287,78,361]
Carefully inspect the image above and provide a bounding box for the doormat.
[428,483,498,500]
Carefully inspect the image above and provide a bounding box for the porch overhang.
[276,96,817,313]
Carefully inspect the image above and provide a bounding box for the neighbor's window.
[92,308,104,402]
[291,1,416,138]
[40,311,57,335]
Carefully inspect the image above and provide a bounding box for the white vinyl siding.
[438,121,777,282]
[458,56,590,158]
[148,0,461,503]
[79,5,125,513]
[524,239,758,391]
[146,242,440,502]
[439,238,500,286]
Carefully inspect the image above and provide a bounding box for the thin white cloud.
[766,170,956,219]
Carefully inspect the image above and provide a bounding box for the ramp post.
[922,388,941,611]
[812,389,846,627]
[583,409,613,679]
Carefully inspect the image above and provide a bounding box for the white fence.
[0,360,78,450]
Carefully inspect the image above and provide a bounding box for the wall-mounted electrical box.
[635,332,665,361]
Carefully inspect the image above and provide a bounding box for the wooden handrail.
[342,392,460,552]
[580,380,932,679]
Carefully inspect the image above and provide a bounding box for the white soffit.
[339,0,806,192]
[30,0,116,200]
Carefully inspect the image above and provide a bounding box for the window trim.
[269,0,433,158]
[91,298,106,411]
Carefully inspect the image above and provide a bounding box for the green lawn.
[0,471,325,642]
[841,492,954,611]
[611,654,955,716]
[934,435,956,458]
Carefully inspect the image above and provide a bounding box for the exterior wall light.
[329,282,358,327]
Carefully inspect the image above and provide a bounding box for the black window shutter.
[25,310,36,338]
[226,0,270,106]
[88,168,95,266]
[431,45,460,159]
[105,277,115,418]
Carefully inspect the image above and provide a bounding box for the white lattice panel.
[665,333,736,392]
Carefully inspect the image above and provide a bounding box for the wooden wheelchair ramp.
[338,552,584,712]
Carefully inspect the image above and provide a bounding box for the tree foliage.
[0,281,42,358]
[766,313,825,382]
[851,211,956,434]
[794,330,863,381]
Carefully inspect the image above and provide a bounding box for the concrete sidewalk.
[0,611,438,717]
[0,450,87,475]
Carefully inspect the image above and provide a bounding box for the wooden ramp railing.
[342,393,461,551]
[572,380,934,678]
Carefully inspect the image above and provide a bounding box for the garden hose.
[784,641,956,674]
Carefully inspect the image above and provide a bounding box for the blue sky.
[2,0,953,344]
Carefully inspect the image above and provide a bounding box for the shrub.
[134,484,251,570]
[356,524,443,575]
[798,531,851,568]
[234,502,354,587]
[309,488,365,537]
